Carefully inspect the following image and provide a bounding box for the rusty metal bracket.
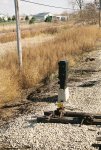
[37,110,101,125]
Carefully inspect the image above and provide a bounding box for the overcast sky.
[0,0,94,16]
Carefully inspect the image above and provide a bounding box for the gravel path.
[1,49,101,150]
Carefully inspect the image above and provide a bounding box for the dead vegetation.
[0,24,101,106]
[0,22,64,43]
[0,27,58,43]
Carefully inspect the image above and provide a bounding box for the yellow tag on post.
[57,102,64,108]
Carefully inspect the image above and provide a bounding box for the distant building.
[29,15,33,20]
[0,14,8,21]
[33,12,54,21]
[54,15,68,21]
[32,12,69,22]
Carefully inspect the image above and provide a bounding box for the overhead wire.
[20,0,79,11]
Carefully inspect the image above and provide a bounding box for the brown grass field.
[0,22,66,43]
[0,23,101,106]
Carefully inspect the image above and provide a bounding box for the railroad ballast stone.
[1,49,101,149]
[0,114,99,150]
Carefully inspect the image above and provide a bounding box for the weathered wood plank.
[37,116,82,124]
[37,115,101,125]
[44,111,101,118]
[93,119,101,125]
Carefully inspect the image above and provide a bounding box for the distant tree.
[76,0,84,10]
[8,17,12,22]
[0,17,3,22]
[32,16,35,21]
[81,3,98,24]
[69,0,84,20]
[69,0,84,10]
[12,15,16,21]
[45,16,52,22]
[3,17,7,22]
[29,16,35,24]
[29,19,33,24]
[25,15,29,21]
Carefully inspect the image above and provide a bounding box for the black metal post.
[58,60,68,89]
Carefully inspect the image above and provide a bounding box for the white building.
[29,15,33,20]
[55,15,68,21]
[32,12,69,22]
[0,14,8,21]
[33,12,54,21]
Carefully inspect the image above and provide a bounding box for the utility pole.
[99,0,101,27]
[14,0,22,67]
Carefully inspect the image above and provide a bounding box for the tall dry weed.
[0,25,60,43]
[0,25,101,105]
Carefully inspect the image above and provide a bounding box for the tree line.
[0,15,53,24]
[0,15,36,24]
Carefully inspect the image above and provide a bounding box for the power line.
[20,0,79,11]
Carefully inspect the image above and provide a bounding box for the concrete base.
[58,87,69,102]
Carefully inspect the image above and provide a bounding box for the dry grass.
[0,22,43,32]
[0,27,59,43]
[0,69,21,106]
[0,25,101,106]
[0,22,64,43]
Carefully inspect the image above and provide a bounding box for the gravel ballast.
[0,115,99,150]
[1,50,101,150]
